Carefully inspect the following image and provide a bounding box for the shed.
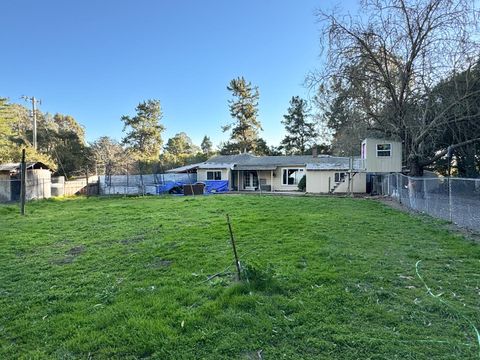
[0,162,52,202]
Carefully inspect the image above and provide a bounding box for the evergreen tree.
[121,99,165,160]
[219,137,273,156]
[280,96,318,155]
[47,113,90,176]
[200,135,213,155]
[164,132,199,156]
[162,132,205,168]
[223,77,262,153]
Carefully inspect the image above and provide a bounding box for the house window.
[282,168,304,185]
[206,171,221,180]
[334,172,346,183]
[377,144,391,157]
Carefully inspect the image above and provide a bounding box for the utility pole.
[21,96,41,150]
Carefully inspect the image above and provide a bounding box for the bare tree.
[313,0,480,175]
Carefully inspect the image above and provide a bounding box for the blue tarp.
[156,180,229,195]
[155,182,184,194]
[203,180,229,194]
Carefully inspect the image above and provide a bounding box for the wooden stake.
[226,214,241,281]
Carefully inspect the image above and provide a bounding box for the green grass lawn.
[0,195,479,359]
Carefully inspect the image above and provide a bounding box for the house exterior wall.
[362,138,402,173]
[272,166,306,191]
[0,173,11,202]
[236,170,274,191]
[26,169,51,200]
[197,168,232,188]
[306,171,367,193]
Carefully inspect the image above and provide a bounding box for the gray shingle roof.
[203,154,364,171]
[166,154,365,173]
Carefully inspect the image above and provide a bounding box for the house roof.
[166,154,365,173]
[0,162,51,172]
[306,158,365,171]
[206,154,364,171]
[165,162,203,173]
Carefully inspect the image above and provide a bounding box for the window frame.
[334,172,346,183]
[206,171,222,180]
[281,168,304,186]
[376,143,392,157]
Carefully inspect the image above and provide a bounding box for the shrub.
[298,175,306,191]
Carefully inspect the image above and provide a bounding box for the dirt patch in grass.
[120,234,146,245]
[148,257,173,268]
[66,245,86,256]
[52,257,75,265]
[52,245,86,265]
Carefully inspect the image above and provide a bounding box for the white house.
[167,138,402,194]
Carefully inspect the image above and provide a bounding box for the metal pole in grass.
[226,214,241,281]
[85,166,89,197]
[20,149,26,215]
[447,145,453,222]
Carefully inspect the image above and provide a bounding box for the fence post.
[86,167,89,197]
[126,163,129,196]
[20,149,26,215]
[423,178,428,214]
[448,177,453,222]
[397,173,401,204]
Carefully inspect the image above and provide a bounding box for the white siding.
[197,168,232,189]
[306,171,366,193]
[237,170,274,191]
[272,167,306,191]
[362,138,402,173]
[0,173,11,202]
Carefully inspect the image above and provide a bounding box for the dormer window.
[376,144,391,157]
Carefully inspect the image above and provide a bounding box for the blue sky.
[1,0,351,148]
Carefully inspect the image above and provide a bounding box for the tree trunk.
[408,155,424,177]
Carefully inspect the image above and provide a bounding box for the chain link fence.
[381,173,480,231]
[0,159,203,206]
[100,173,196,195]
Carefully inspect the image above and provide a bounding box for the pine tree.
[280,96,318,155]
[200,135,213,155]
[121,99,165,160]
[223,77,262,153]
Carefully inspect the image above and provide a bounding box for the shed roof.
[165,162,203,173]
[0,162,51,172]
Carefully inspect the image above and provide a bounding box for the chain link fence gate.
[381,173,480,232]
